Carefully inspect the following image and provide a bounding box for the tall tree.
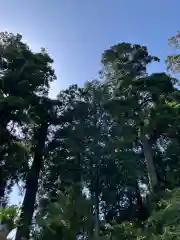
[15,97,58,240]
[0,32,55,203]
[102,43,175,193]
[38,82,145,239]
[8,39,57,239]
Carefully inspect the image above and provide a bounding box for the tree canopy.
[0,31,180,240]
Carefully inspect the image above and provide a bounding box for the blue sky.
[1,0,180,98]
[1,0,180,203]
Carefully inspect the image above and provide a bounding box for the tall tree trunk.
[141,132,158,193]
[93,171,100,240]
[0,231,6,240]
[15,123,48,240]
[94,189,100,240]
[135,180,149,221]
[0,167,6,206]
[0,222,14,240]
[135,180,143,210]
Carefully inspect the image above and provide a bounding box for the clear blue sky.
[0,0,180,203]
[1,0,180,98]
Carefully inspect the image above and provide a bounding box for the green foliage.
[166,32,180,73]
[36,186,93,240]
[0,205,18,231]
[98,190,180,240]
[144,189,180,239]
[2,30,180,240]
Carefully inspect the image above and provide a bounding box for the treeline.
[0,31,180,240]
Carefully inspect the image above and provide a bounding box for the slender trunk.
[141,133,158,193]
[88,223,94,240]
[0,167,6,206]
[0,231,6,240]
[0,223,14,240]
[94,189,100,240]
[0,226,8,240]
[0,170,8,240]
[87,201,95,240]
[135,180,143,210]
[15,123,48,240]
[135,180,149,221]
[94,171,100,240]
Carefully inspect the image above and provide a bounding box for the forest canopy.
[0,31,180,240]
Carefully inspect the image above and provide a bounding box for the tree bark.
[15,123,48,240]
[135,180,150,221]
[0,231,6,240]
[94,172,100,240]
[0,167,6,207]
[141,133,158,193]
[135,180,143,209]
[94,190,100,240]
[0,223,14,240]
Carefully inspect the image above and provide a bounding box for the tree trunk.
[0,223,14,240]
[94,190,100,240]
[93,172,100,240]
[135,180,143,210]
[0,167,6,206]
[0,231,6,240]
[141,133,158,193]
[135,180,149,221]
[15,123,48,240]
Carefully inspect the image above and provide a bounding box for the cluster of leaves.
[111,189,180,240]
[145,189,180,239]
[0,206,18,227]
[0,205,18,239]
